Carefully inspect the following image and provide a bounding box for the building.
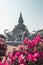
[4,13,43,45]
[34,29,43,39]
[4,13,30,43]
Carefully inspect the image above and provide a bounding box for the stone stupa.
[4,13,30,45]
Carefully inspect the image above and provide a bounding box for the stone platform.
[6,41,23,46]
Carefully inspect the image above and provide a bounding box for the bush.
[3,34,43,65]
[0,34,43,65]
[0,38,7,60]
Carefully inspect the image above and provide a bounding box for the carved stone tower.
[4,13,30,42]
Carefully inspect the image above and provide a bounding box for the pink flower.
[12,51,20,60]
[23,38,31,45]
[34,52,39,58]
[15,51,20,57]
[3,58,9,65]
[27,53,32,61]
[32,55,37,62]
[27,53,38,62]
[18,54,26,63]
[33,34,41,44]
[20,64,25,65]
[3,62,9,65]
[23,37,28,44]
[32,52,39,62]
[23,50,27,54]
[0,61,3,65]
[20,63,27,65]
[12,56,15,60]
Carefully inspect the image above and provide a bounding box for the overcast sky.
[0,0,43,34]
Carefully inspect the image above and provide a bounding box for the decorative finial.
[18,12,24,24]
[20,12,22,17]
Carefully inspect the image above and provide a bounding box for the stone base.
[6,41,23,46]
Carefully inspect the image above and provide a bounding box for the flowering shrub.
[0,38,7,61]
[0,34,43,65]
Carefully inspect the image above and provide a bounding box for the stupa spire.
[18,12,24,24]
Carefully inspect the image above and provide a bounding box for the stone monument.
[4,13,30,45]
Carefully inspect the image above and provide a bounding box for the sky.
[0,0,43,34]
